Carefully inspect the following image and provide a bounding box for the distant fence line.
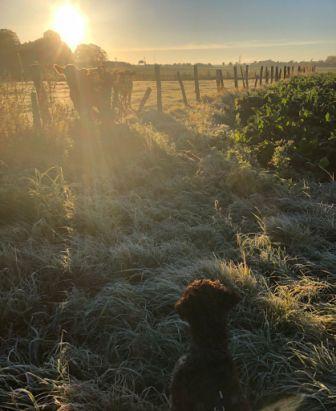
[27,62,316,128]
[129,62,318,82]
[153,63,316,112]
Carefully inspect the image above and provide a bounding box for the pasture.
[0,74,335,410]
[3,79,238,114]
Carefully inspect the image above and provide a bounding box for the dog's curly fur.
[171,279,251,411]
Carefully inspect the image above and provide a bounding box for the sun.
[52,4,86,49]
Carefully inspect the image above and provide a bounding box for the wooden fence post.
[245,65,249,89]
[219,69,224,89]
[240,65,246,88]
[31,91,41,130]
[284,66,287,79]
[154,64,162,112]
[138,87,152,113]
[265,67,269,84]
[254,74,258,88]
[270,66,274,83]
[275,66,279,81]
[194,64,201,102]
[30,63,50,125]
[234,65,238,89]
[215,69,224,90]
[216,69,221,92]
[177,72,188,106]
[279,68,282,79]
[259,66,264,85]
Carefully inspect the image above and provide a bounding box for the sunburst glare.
[52,3,86,49]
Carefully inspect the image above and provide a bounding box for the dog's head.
[175,279,241,325]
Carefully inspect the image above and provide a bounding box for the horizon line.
[109,39,336,53]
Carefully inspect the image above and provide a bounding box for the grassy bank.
[0,78,335,410]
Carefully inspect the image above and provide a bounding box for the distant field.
[5,79,239,114]
[5,69,335,117]
[59,79,237,109]
[131,79,238,109]
[316,66,336,73]
[113,64,336,81]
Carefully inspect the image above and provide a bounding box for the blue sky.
[1,0,336,63]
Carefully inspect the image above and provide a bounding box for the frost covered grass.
[0,84,335,410]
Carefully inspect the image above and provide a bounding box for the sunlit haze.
[1,0,336,62]
[52,4,86,49]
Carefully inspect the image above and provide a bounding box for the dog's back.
[171,351,250,411]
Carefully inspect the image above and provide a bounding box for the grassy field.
[4,79,239,114]
[0,75,335,410]
[104,63,336,81]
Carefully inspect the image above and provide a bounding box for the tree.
[74,44,108,67]
[43,30,61,43]
[40,30,73,65]
[0,29,20,49]
[325,56,336,66]
[0,29,21,78]
[20,30,73,71]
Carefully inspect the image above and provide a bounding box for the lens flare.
[52,4,86,49]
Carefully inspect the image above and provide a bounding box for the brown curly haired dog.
[171,279,251,411]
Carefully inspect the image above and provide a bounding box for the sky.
[1,0,336,63]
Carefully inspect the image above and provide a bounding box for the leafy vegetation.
[0,80,335,410]
[233,74,336,175]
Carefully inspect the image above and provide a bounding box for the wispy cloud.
[114,39,335,53]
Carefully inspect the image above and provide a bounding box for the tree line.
[0,28,109,80]
[1,28,335,81]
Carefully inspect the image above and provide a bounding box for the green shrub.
[233,74,336,175]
